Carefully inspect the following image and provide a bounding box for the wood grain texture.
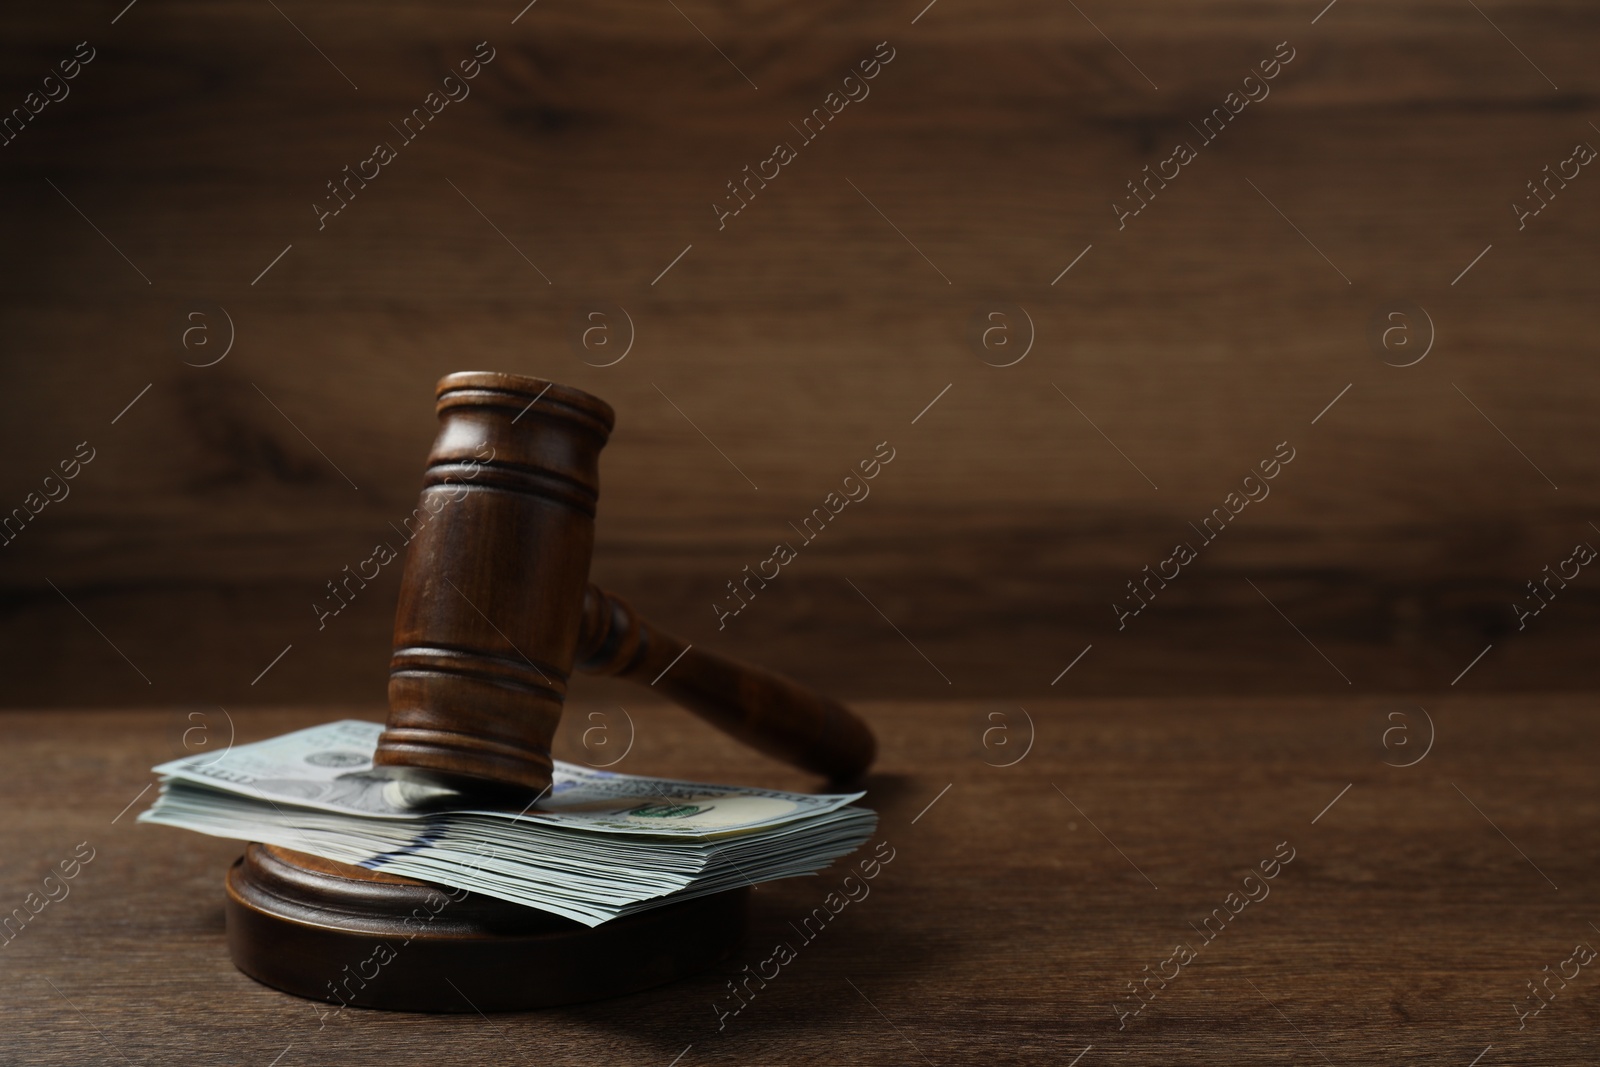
[2,1,1599,705]
[1,697,1597,1063]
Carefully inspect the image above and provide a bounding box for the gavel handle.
[574,585,876,782]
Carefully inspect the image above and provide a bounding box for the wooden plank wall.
[1,1,1597,708]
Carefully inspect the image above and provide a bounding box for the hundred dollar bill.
[149,719,863,836]
[139,720,877,926]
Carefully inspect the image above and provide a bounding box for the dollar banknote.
[139,720,877,926]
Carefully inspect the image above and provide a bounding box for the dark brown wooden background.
[2,0,1597,709]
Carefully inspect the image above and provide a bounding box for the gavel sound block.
[226,372,875,1012]
[226,845,749,1012]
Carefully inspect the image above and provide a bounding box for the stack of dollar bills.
[139,719,876,927]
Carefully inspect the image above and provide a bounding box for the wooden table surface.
[3,696,1596,1065]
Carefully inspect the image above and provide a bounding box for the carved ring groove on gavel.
[373,371,877,797]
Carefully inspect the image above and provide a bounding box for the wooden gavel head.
[374,372,876,799]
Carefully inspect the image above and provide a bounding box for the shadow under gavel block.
[225,372,876,1012]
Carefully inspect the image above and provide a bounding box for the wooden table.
[3,697,1596,1065]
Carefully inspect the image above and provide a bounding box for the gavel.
[373,371,876,798]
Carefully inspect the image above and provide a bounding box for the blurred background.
[2,0,1595,710]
